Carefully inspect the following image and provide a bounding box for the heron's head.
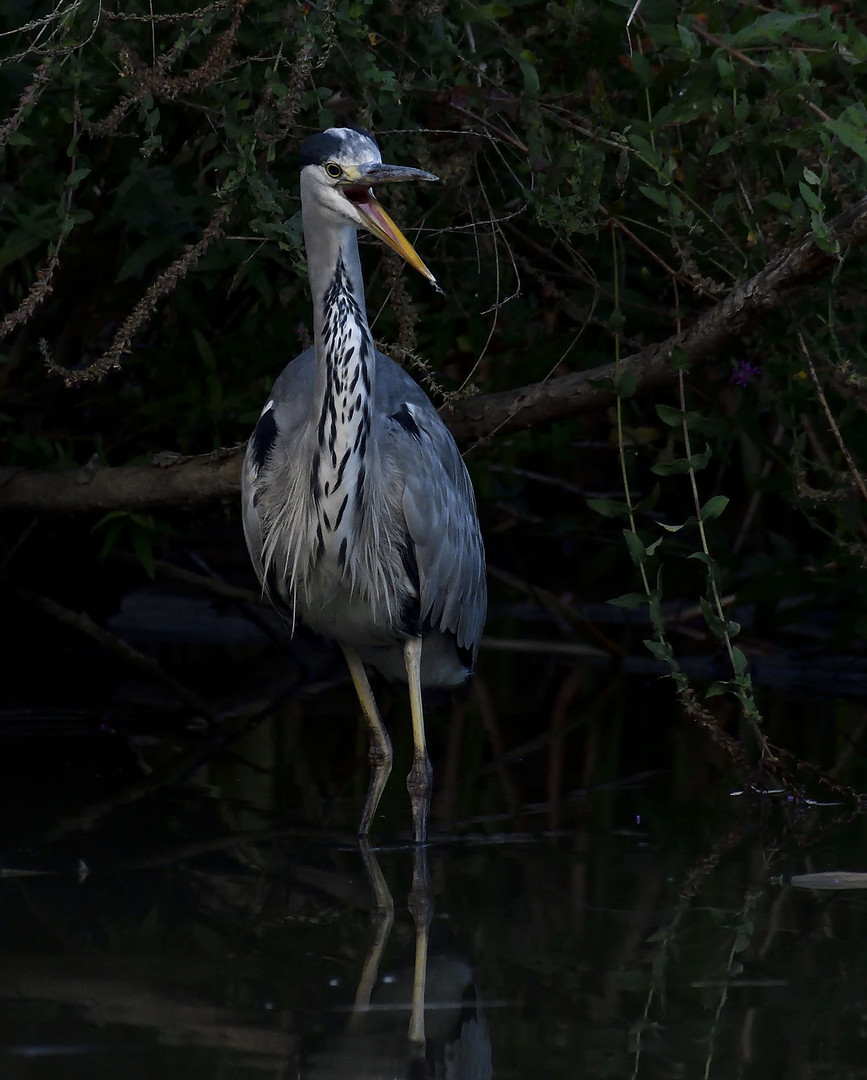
[299,127,440,289]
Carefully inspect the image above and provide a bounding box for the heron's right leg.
[404,636,432,845]
[342,645,393,836]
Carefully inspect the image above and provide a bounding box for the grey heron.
[241,128,487,843]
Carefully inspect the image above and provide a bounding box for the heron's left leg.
[342,645,393,836]
[403,636,432,844]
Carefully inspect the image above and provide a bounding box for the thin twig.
[46,204,232,386]
[798,330,867,504]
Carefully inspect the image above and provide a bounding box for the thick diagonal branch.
[442,194,867,444]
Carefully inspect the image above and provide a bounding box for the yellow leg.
[403,636,432,844]
[342,645,393,837]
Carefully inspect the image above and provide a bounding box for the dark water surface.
[2,692,866,1080]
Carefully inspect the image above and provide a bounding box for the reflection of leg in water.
[308,841,490,1079]
[350,838,395,1023]
[408,842,432,1049]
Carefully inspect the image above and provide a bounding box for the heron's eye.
[324,162,342,179]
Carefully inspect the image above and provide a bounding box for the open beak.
[341,163,441,292]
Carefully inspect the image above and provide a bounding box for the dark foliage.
[3,0,867,762]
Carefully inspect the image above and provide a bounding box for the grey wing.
[375,355,487,661]
[241,347,317,590]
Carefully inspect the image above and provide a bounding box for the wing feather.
[375,354,487,659]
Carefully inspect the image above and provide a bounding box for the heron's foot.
[406,750,433,845]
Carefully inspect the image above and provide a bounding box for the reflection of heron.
[305,842,492,1080]
[242,128,486,843]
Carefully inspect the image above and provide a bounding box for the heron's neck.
[306,222,369,342]
[304,221,375,566]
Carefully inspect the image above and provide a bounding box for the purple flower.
[730,360,761,387]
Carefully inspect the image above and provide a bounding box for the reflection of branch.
[0,960,296,1059]
[2,195,867,514]
[13,585,216,722]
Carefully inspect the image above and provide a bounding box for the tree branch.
[0,448,241,514]
[2,194,866,515]
[443,194,867,443]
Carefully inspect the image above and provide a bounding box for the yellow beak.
[342,163,442,293]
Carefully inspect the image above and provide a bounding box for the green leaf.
[518,51,539,97]
[700,495,729,521]
[480,3,513,17]
[655,404,683,427]
[616,369,637,398]
[733,95,750,124]
[716,56,734,87]
[688,551,718,570]
[709,135,737,156]
[636,485,660,513]
[131,525,156,579]
[192,327,217,369]
[650,445,711,476]
[651,458,691,477]
[676,24,700,60]
[628,133,663,173]
[690,444,713,470]
[798,180,823,212]
[92,509,130,531]
[65,209,93,227]
[700,596,727,638]
[587,497,630,518]
[824,105,867,165]
[733,12,814,46]
[764,191,792,211]
[630,52,653,87]
[0,232,44,272]
[669,345,691,372]
[66,167,92,187]
[116,235,172,282]
[608,592,649,609]
[638,183,669,209]
[648,591,664,629]
[622,529,647,566]
[643,637,672,662]
[731,646,749,677]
